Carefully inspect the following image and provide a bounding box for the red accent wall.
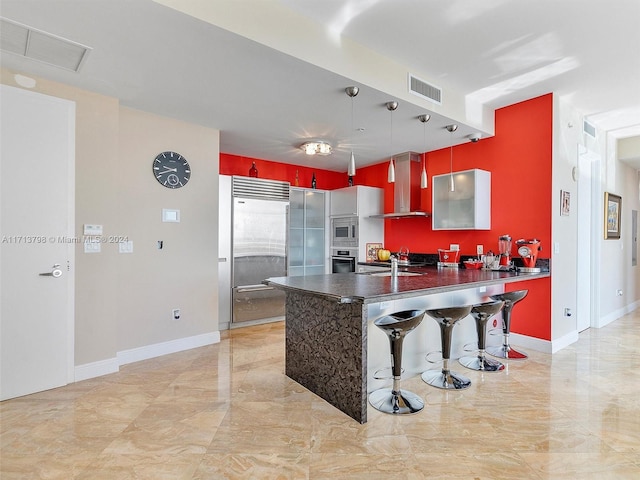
[220,153,347,190]
[357,94,553,340]
[219,94,553,341]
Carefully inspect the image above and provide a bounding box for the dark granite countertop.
[266,266,550,304]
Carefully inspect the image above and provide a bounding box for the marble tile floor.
[1,311,640,479]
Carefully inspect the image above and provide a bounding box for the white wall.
[598,138,640,325]
[552,98,581,346]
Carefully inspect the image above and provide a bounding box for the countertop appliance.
[516,238,542,273]
[498,234,512,266]
[231,176,289,326]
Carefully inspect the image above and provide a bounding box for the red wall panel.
[219,153,347,190]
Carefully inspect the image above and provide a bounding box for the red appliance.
[516,238,542,270]
[498,235,512,266]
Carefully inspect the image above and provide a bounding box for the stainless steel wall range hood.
[371,151,430,219]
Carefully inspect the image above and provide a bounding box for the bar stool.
[487,290,529,359]
[421,305,472,390]
[459,300,505,372]
[369,309,426,415]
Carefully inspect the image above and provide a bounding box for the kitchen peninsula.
[265,267,549,423]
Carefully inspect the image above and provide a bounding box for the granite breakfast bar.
[265,267,549,423]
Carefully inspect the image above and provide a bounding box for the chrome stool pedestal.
[459,300,505,372]
[421,305,472,390]
[486,290,529,360]
[369,310,426,415]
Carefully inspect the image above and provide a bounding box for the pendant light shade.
[386,101,398,183]
[345,86,359,177]
[445,124,458,192]
[388,158,395,182]
[418,114,430,189]
[348,151,356,176]
[420,163,428,189]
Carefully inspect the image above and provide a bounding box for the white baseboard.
[74,330,220,381]
[510,330,580,354]
[74,356,119,382]
[597,300,640,328]
[117,331,221,366]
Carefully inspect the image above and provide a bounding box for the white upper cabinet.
[330,186,383,217]
[432,169,491,230]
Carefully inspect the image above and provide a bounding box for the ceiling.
[1,0,639,171]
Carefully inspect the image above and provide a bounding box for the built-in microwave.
[331,216,358,247]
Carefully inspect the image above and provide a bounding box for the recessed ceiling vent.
[0,17,91,72]
[583,119,596,138]
[408,73,442,105]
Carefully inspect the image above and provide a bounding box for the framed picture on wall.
[604,192,622,239]
[560,190,570,216]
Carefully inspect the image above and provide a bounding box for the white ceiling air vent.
[0,17,91,72]
[408,73,442,105]
[583,119,596,138]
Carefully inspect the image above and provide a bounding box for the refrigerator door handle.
[236,284,276,293]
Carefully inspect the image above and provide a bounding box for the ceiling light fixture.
[445,124,458,192]
[300,140,332,156]
[345,86,359,179]
[386,101,398,183]
[418,114,430,189]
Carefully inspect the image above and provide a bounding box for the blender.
[498,235,512,268]
[516,238,542,273]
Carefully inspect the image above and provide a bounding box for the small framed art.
[604,192,622,239]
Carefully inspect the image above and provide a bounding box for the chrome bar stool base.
[368,388,424,414]
[460,300,506,371]
[486,343,527,360]
[488,290,529,361]
[421,367,471,390]
[421,305,473,390]
[459,354,504,372]
[369,309,426,415]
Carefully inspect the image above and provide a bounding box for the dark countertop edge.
[265,270,550,305]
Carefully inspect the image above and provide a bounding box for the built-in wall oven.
[331,248,357,273]
[331,216,358,248]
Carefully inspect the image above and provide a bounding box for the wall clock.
[153,151,191,189]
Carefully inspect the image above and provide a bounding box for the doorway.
[576,145,600,333]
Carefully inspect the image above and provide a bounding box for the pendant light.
[445,124,458,192]
[386,101,398,183]
[345,86,359,178]
[418,114,430,189]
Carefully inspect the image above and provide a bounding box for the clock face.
[153,151,191,189]
[518,246,532,257]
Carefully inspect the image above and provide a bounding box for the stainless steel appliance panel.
[218,175,232,329]
[232,195,288,324]
[331,216,358,247]
[331,248,357,273]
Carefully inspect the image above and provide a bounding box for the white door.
[0,85,75,400]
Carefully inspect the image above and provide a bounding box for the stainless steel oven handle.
[236,285,275,293]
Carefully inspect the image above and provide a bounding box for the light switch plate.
[118,240,133,253]
[84,239,101,253]
[162,209,180,223]
[83,224,103,236]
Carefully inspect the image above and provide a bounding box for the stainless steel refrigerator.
[231,177,289,326]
